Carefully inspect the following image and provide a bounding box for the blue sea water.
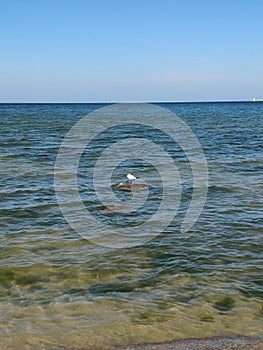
[0,102,262,349]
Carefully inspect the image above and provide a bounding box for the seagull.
[127,173,137,184]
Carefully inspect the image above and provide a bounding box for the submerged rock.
[214,296,235,312]
[97,205,130,213]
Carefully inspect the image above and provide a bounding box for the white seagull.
[127,173,137,184]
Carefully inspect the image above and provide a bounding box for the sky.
[1,0,263,102]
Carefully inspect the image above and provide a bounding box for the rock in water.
[114,183,148,191]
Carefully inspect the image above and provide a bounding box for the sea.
[0,102,262,349]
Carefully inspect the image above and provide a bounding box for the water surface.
[0,102,262,349]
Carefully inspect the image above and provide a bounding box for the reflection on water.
[0,102,263,349]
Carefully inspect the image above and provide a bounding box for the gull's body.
[127,173,137,183]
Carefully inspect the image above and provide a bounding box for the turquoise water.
[0,102,262,349]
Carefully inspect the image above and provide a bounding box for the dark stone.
[113,183,148,191]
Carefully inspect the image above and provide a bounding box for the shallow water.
[0,102,263,349]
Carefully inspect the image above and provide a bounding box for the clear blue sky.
[1,0,263,102]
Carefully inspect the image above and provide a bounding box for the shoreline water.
[116,336,263,350]
[31,336,263,349]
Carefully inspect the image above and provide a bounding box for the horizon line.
[0,99,255,104]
